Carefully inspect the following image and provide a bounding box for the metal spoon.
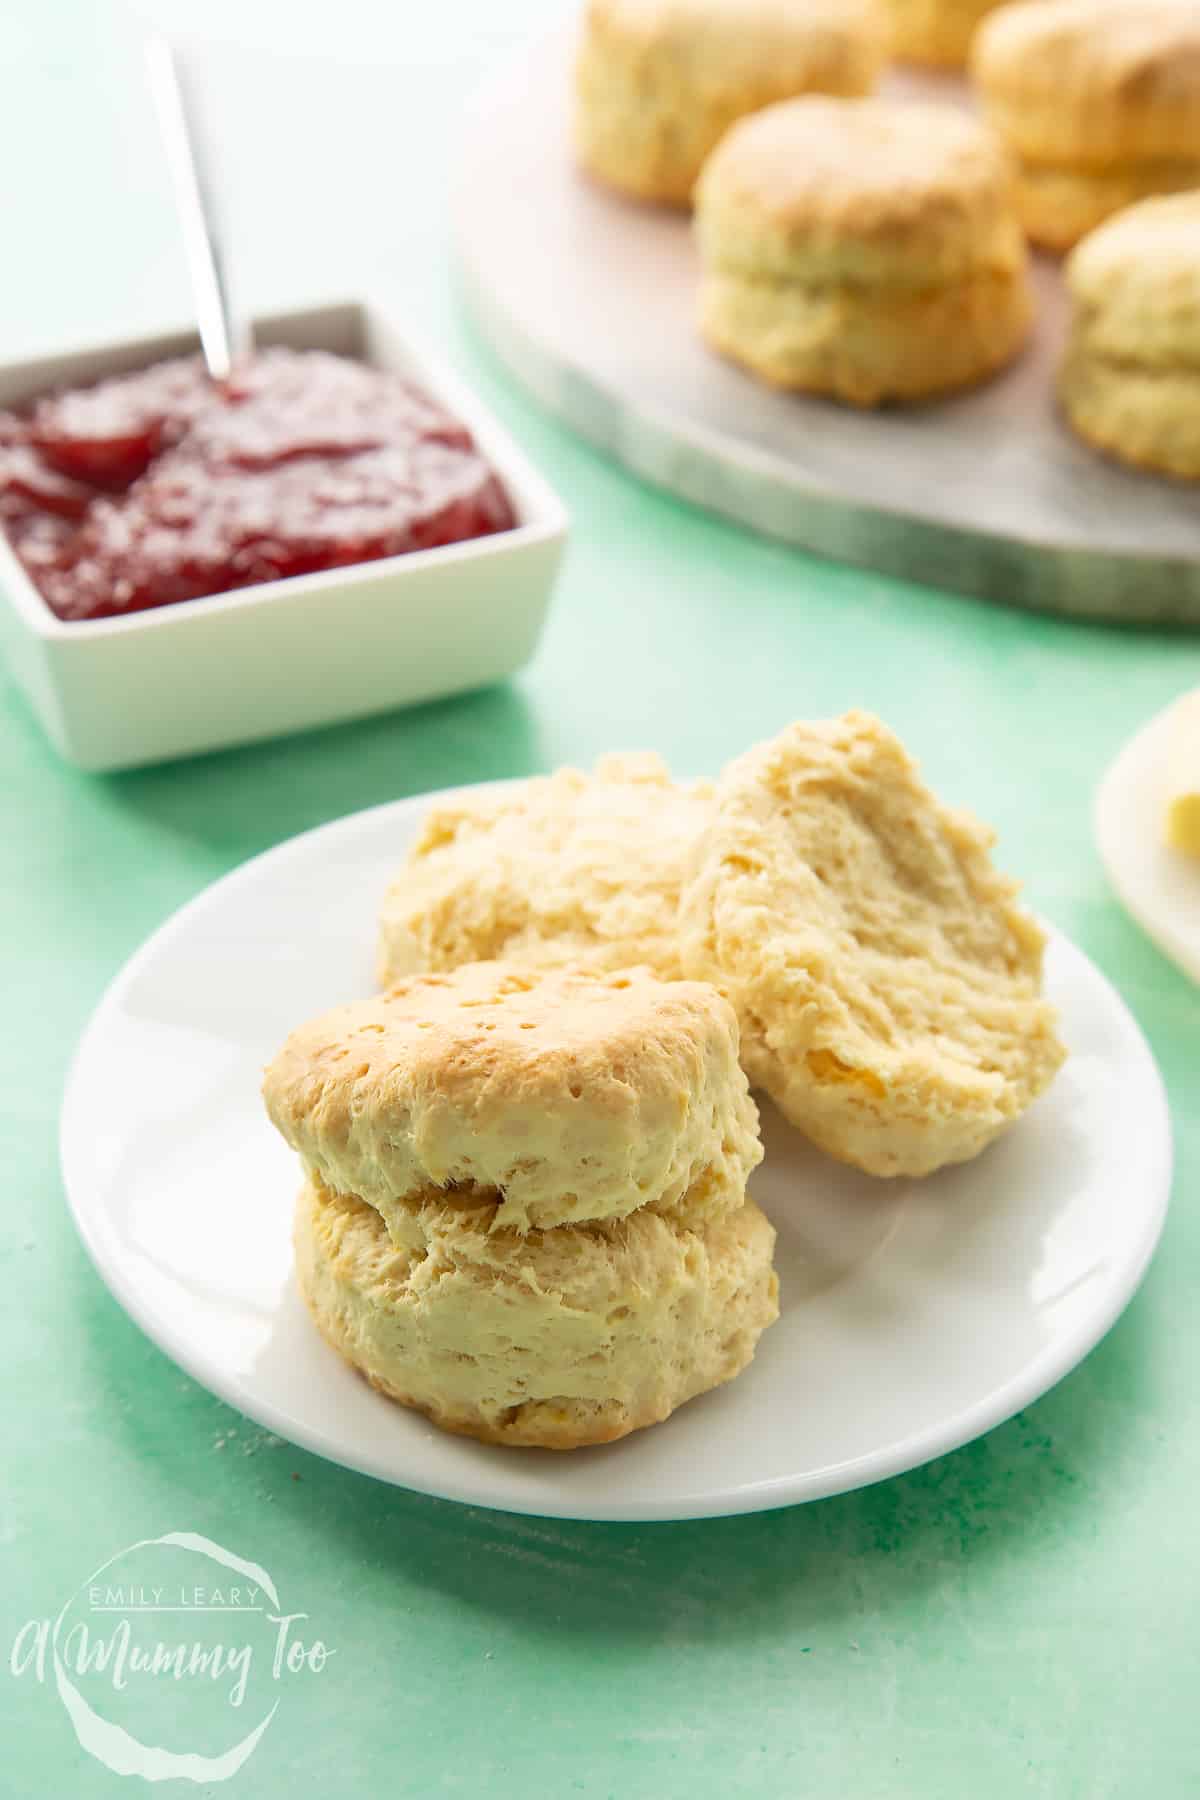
[145,35,252,383]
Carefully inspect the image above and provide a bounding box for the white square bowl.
[0,300,567,771]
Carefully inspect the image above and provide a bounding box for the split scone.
[972,0,1200,252]
[574,0,885,207]
[1060,193,1200,481]
[693,97,1033,405]
[678,713,1066,1178]
[881,0,1006,69]
[377,753,709,988]
[265,962,777,1448]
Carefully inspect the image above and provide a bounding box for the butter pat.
[1164,691,1200,857]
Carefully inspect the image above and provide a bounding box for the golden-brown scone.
[1012,159,1200,256]
[679,713,1066,1177]
[693,97,1032,405]
[264,961,762,1234]
[881,0,1006,68]
[295,1176,779,1449]
[1060,193,1200,479]
[972,0,1200,167]
[377,753,709,988]
[972,0,1200,249]
[574,0,885,207]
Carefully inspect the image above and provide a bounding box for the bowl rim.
[0,295,568,645]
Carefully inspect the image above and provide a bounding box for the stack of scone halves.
[264,962,778,1449]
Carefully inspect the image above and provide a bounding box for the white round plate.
[61,789,1172,1521]
[1096,697,1200,985]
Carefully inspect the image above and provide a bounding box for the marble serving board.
[453,33,1200,624]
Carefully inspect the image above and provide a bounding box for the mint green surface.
[2,3,1199,1793]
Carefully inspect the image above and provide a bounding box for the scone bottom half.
[294,1177,779,1451]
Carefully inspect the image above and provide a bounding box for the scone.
[679,713,1066,1177]
[266,960,777,1450]
[377,753,709,988]
[295,1176,778,1449]
[264,961,763,1234]
[881,0,1006,68]
[574,0,885,207]
[1060,193,1200,480]
[972,0,1200,251]
[694,97,1032,405]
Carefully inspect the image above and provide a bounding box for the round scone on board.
[971,0,1200,251]
[295,1177,779,1451]
[693,97,1033,405]
[574,0,885,207]
[1060,193,1200,481]
[264,961,762,1235]
[679,712,1066,1177]
[377,753,710,988]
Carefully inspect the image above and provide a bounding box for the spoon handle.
[146,35,251,383]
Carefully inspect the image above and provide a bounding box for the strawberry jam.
[0,349,516,621]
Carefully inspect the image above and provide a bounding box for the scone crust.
[698,263,1031,405]
[1059,194,1200,477]
[678,712,1066,1177]
[1060,352,1200,481]
[1012,157,1200,253]
[694,98,1025,290]
[295,1177,779,1449]
[264,961,763,1233]
[1064,193,1200,368]
[972,0,1200,168]
[377,753,709,988]
[575,0,884,206]
[882,0,1006,69]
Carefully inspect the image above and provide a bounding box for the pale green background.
[1,2,1198,1794]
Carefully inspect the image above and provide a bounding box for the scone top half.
[694,97,1027,291]
[679,712,1066,1177]
[1065,192,1200,373]
[264,961,762,1236]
